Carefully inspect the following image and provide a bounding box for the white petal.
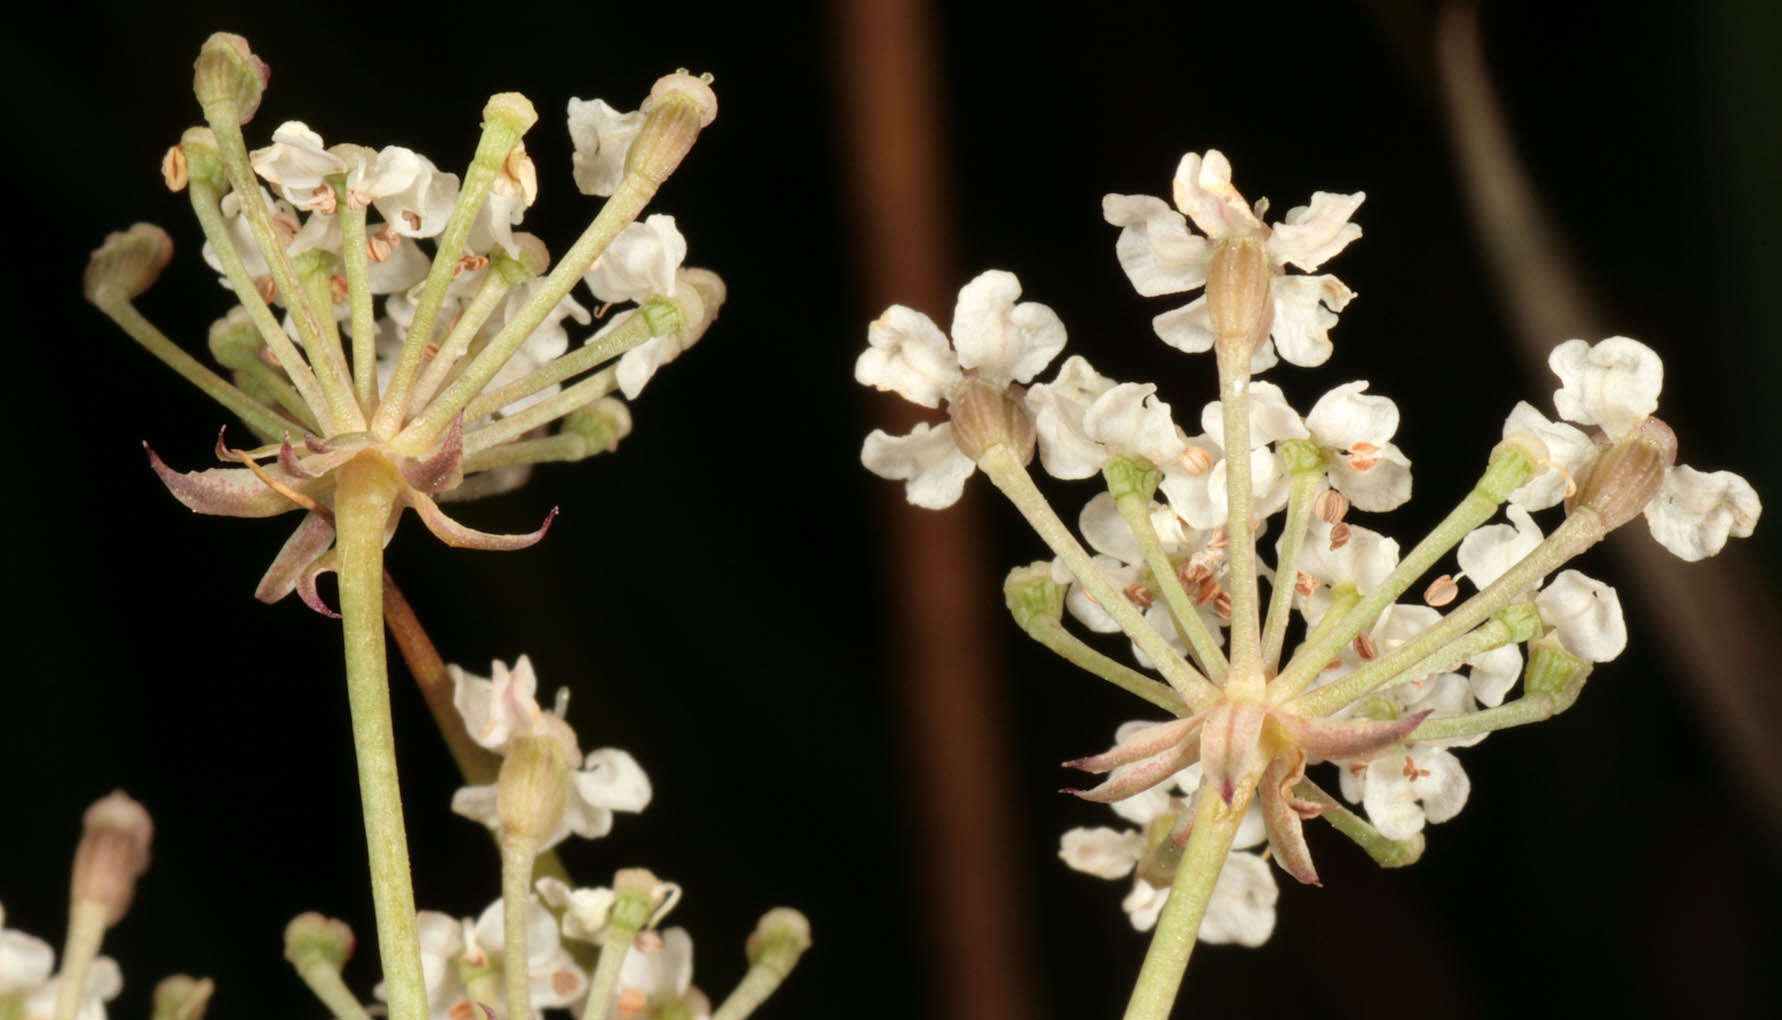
[1457,504,1545,590]
[949,270,1066,384]
[1083,383,1185,468]
[450,783,500,830]
[1103,193,1210,296]
[0,929,53,995]
[1295,520,1399,594]
[1027,355,1115,479]
[1063,555,1137,634]
[584,215,686,304]
[1468,644,1524,708]
[1536,570,1627,662]
[1642,464,1761,562]
[860,423,976,509]
[567,97,645,198]
[1199,381,1308,449]
[575,748,652,813]
[367,148,459,238]
[1502,401,1595,510]
[1549,336,1662,436]
[1198,851,1278,947]
[1079,492,1143,564]
[615,330,691,401]
[855,306,961,409]
[1306,381,1398,450]
[1268,274,1352,368]
[1267,191,1365,271]
[1170,150,1263,239]
[1121,879,1171,931]
[1151,297,1214,354]
[250,121,345,209]
[1409,749,1470,825]
[1058,826,1143,880]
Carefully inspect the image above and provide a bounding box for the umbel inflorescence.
[856,149,1760,1017]
[52,32,813,1020]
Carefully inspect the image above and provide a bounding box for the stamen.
[1180,446,1214,476]
[346,188,372,210]
[329,275,348,304]
[1423,574,1460,607]
[308,186,337,215]
[1354,633,1377,660]
[161,146,188,191]
[1402,755,1430,782]
[1123,584,1154,611]
[1327,658,1345,672]
[550,970,579,997]
[1328,522,1351,550]
[1313,488,1347,524]
[254,275,278,303]
[366,234,392,263]
[1294,571,1318,596]
[616,988,648,1018]
[454,254,490,277]
[634,930,664,953]
[402,209,423,231]
[1205,528,1229,553]
[1348,441,1379,471]
[447,1000,477,1020]
[422,342,441,362]
[271,211,300,243]
[1213,591,1232,620]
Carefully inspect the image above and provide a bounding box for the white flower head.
[857,270,1066,507]
[362,147,459,238]
[1107,150,1364,369]
[452,747,651,852]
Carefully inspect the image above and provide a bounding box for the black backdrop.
[6,2,1779,1018]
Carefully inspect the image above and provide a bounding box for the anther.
[1328,522,1351,550]
[1295,571,1318,596]
[366,235,391,262]
[1123,584,1154,611]
[422,342,440,362]
[254,275,277,304]
[1180,446,1214,476]
[162,146,188,192]
[1348,441,1379,471]
[1402,755,1430,781]
[1213,592,1232,620]
[455,254,490,277]
[401,209,422,230]
[1313,488,1348,524]
[1423,574,1459,607]
[1354,633,1377,660]
[329,275,348,304]
[308,185,337,215]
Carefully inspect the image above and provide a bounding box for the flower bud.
[626,72,718,185]
[1524,635,1592,715]
[193,33,269,123]
[947,378,1036,464]
[744,908,812,979]
[497,731,574,846]
[609,867,671,930]
[70,791,153,928]
[178,129,227,192]
[1003,561,1064,630]
[1570,416,1677,532]
[206,307,263,370]
[1206,236,1273,356]
[1102,456,1160,501]
[483,92,540,136]
[151,975,215,1020]
[83,224,173,305]
[283,912,355,971]
[497,233,551,282]
[563,398,634,454]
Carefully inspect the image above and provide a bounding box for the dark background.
[5,1,1779,1018]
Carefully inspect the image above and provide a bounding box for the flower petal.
[1549,336,1662,436]
[1535,569,1626,661]
[855,305,961,408]
[1170,151,1263,239]
[1103,193,1209,296]
[1642,464,1761,562]
[1268,191,1365,271]
[860,423,976,510]
[950,270,1066,384]
[1059,826,1144,880]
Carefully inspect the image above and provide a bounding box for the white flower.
[481,280,591,415]
[857,270,1066,508]
[387,899,586,1020]
[451,656,548,754]
[567,97,645,198]
[1339,746,1470,841]
[1106,150,1363,369]
[1292,519,1400,611]
[612,928,709,1019]
[1187,381,1304,526]
[0,916,52,998]
[1500,401,1596,511]
[1534,569,1626,662]
[1304,381,1412,512]
[19,960,122,1020]
[1457,503,1545,590]
[535,878,618,943]
[453,747,652,852]
[250,121,346,210]
[1059,493,1224,667]
[362,147,460,238]
[1026,356,1187,480]
[584,215,685,304]
[1539,337,1760,560]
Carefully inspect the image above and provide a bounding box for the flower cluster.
[89,34,725,614]
[856,147,1760,995]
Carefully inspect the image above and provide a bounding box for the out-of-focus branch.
[1435,0,1782,845]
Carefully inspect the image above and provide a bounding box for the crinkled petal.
[1502,401,1596,510]
[1198,851,1278,946]
[1199,381,1307,449]
[1152,297,1213,354]
[1122,878,1171,931]
[251,121,345,209]
[1268,274,1352,368]
[1468,644,1523,708]
[1327,442,1412,513]
[1059,826,1144,880]
[567,97,644,198]
[1063,554,1136,633]
[1268,191,1365,271]
[1535,569,1627,661]
[0,928,53,995]
[1457,503,1545,590]
[855,306,961,409]
[1170,151,1263,239]
[1027,354,1116,479]
[950,270,1065,384]
[584,215,686,304]
[1549,336,1662,436]
[574,748,652,815]
[617,927,694,1005]
[1084,383,1185,469]
[1103,193,1210,296]
[1295,520,1399,595]
[1642,464,1761,562]
[365,148,459,238]
[860,423,975,510]
[1306,381,1398,450]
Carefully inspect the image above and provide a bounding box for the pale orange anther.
[1328,522,1351,550]
[1179,446,1214,476]
[1206,529,1229,552]
[329,275,348,303]
[1349,763,1367,778]
[374,222,401,244]
[366,234,392,263]
[1327,658,1345,672]
[309,185,338,215]
[1402,755,1430,781]
[1294,571,1318,596]
[615,987,648,1018]
[1179,562,1210,586]
[505,144,539,206]
[1313,488,1348,524]
[346,188,372,210]
[259,345,280,368]
[454,254,490,278]
[1213,592,1232,620]
[402,209,423,230]
[1354,633,1377,660]
[254,275,277,304]
[422,342,441,362]
[1123,584,1154,611]
[1423,574,1459,607]
[550,970,580,997]
[1194,578,1221,606]
[1348,441,1379,472]
[634,930,664,953]
[161,146,188,191]
[447,999,477,1020]
[272,211,300,243]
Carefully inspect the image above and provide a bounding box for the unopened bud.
[563,398,633,454]
[206,307,263,370]
[1524,634,1592,714]
[1003,561,1064,629]
[947,378,1036,464]
[178,128,227,192]
[283,912,355,971]
[744,908,812,978]
[1277,438,1325,476]
[193,33,269,123]
[626,72,718,185]
[1206,236,1273,355]
[497,730,575,846]
[678,267,727,337]
[610,868,671,930]
[498,233,551,281]
[151,975,215,1020]
[84,224,173,305]
[1102,456,1160,501]
[70,791,153,927]
[1570,417,1677,532]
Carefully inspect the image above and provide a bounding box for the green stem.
[978,445,1218,710]
[1293,511,1602,718]
[50,900,104,1020]
[406,266,522,414]
[1269,445,1535,701]
[334,455,426,1020]
[1261,468,1323,674]
[1121,782,1251,1020]
[461,371,615,456]
[501,837,536,1020]
[1022,620,1188,715]
[334,189,379,412]
[459,432,613,474]
[460,309,655,425]
[293,961,375,1020]
[578,920,644,1020]
[1293,780,1423,868]
[396,174,659,454]
[186,175,329,422]
[200,109,363,433]
[95,297,290,442]
[1408,692,1567,742]
[1214,344,1262,687]
[1112,488,1229,683]
[228,359,322,435]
